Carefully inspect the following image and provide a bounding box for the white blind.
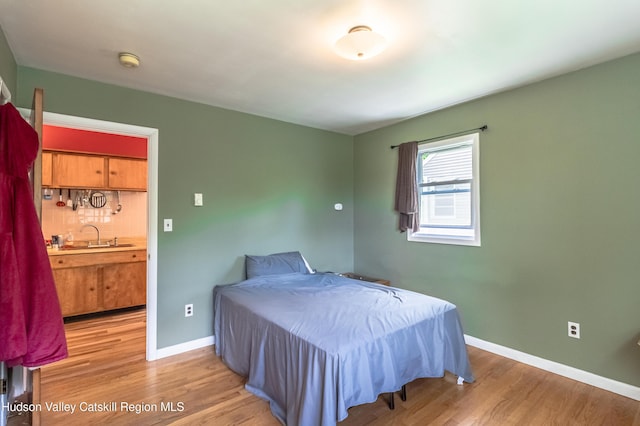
[420,144,472,185]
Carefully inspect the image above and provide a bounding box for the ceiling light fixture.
[118,52,140,68]
[334,25,387,61]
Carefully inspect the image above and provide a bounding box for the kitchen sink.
[59,243,136,251]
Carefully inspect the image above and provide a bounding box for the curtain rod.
[0,75,12,103]
[390,125,488,149]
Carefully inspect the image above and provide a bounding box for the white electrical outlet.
[194,193,203,206]
[164,218,173,232]
[568,321,580,339]
[185,304,193,317]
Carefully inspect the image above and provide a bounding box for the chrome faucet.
[81,224,108,247]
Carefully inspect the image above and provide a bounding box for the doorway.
[38,111,159,360]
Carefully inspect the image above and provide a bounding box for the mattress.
[213,272,474,425]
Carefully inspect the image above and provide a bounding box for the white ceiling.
[1,0,639,135]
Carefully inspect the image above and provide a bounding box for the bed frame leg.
[388,385,407,409]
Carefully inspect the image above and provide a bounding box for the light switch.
[194,193,203,206]
[164,219,173,232]
[334,203,343,211]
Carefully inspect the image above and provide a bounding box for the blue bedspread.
[213,272,474,425]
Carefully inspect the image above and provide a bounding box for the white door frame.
[36,111,160,361]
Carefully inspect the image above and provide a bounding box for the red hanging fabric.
[0,102,67,367]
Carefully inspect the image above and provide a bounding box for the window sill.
[407,233,481,247]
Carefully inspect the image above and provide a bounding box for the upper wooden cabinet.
[108,157,147,191]
[41,151,53,187]
[52,152,107,188]
[42,151,147,191]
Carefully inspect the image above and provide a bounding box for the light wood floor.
[39,309,639,425]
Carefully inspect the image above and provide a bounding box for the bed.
[213,252,474,425]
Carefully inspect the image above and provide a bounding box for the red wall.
[43,125,147,159]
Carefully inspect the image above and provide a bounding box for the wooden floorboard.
[38,309,640,425]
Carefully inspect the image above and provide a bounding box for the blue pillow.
[245,251,312,279]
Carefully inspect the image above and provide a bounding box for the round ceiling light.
[118,52,140,68]
[334,26,387,61]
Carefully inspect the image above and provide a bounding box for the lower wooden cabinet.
[103,261,146,310]
[50,250,146,317]
[52,266,101,316]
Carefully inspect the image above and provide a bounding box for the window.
[408,132,480,246]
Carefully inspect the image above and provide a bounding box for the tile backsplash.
[41,189,147,242]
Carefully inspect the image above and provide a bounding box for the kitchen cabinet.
[103,260,146,309]
[52,266,100,316]
[50,152,107,189]
[49,249,146,317]
[42,151,52,186]
[43,151,147,191]
[107,157,147,191]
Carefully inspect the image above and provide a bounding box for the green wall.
[353,52,640,387]
[16,68,354,348]
[0,26,17,96]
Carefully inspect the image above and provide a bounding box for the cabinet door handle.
[132,254,137,258]
[57,260,64,264]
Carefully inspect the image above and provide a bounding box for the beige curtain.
[394,141,419,232]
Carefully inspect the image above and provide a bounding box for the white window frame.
[408,132,481,246]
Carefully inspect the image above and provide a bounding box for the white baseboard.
[464,335,640,401]
[155,335,214,360]
[152,333,639,401]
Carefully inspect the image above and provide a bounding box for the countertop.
[47,237,147,256]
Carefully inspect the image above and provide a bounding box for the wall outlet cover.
[568,321,580,339]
